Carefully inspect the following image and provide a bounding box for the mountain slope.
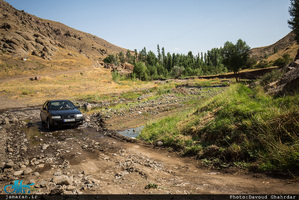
[0,0,127,78]
[249,31,299,62]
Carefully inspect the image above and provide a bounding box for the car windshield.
[49,101,75,110]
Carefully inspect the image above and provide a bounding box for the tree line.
[104,40,293,81]
[103,39,253,81]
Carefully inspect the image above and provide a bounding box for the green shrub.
[273,54,292,68]
[260,69,283,86]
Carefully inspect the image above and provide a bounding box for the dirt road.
[0,103,298,195]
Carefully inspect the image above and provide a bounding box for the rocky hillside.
[0,0,127,65]
[250,31,299,62]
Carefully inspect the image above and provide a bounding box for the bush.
[260,69,284,86]
[133,62,149,81]
[254,60,270,68]
[111,71,129,82]
[273,54,292,68]
[103,54,116,64]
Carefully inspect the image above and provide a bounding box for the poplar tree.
[289,0,299,43]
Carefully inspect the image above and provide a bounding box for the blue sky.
[6,0,291,55]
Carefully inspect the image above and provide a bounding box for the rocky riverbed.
[0,87,298,194]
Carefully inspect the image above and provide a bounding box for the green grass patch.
[139,83,299,173]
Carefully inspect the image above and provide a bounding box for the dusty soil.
[0,96,298,195]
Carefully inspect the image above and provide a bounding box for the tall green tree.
[126,50,132,64]
[157,44,161,64]
[146,51,157,66]
[133,62,148,81]
[222,39,250,81]
[118,51,125,63]
[289,0,299,43]
[134,49,138,62]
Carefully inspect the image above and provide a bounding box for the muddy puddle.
[24,121,105,145]
[117,126,144,138]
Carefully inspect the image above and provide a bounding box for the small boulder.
[156,141,163,147]
[23,168,33,175]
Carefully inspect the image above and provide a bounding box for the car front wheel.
[46,118,52,131]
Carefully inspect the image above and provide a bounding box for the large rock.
[84,103,92,111]
[266,58,299,96]
[52,175,72,186]
[277,64,299,95]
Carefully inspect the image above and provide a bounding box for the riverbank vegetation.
[138,83,299,173]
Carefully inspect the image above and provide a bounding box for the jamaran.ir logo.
[4,180,34,194]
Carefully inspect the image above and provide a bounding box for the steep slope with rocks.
[0,0,127,66]
[265,50,299,96]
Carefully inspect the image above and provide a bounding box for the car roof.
[48,100,71,102]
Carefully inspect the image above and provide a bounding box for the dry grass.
[0,64,156,106]
[265,44,299,62]
[0,45,156,107]
[0,48,92,79]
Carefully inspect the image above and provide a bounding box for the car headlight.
[75,114,83,118]
[51,116,61,119]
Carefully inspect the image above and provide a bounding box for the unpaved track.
[0,106,298,195]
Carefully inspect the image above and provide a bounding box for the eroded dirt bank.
[0,102,298,194]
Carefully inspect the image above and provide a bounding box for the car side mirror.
[76,106,80,109]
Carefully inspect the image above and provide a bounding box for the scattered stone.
[66,186,76,191]
[3,118,10,125]
[50,188,64,195]
[5,160,14,168]
[39,180,48,188]
[10,117,18,123]
[42,144,49,150]
[13,170,23,176]
[37,164,45,168]
[207,172,220,175]
[54,171,62,176]
[23,168,33,175]
[33,172,40,176]
[0,162,5,169]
